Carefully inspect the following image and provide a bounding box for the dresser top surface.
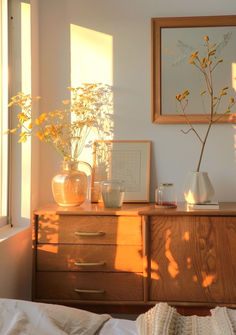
[34,202,236,216]
[34,201,151,216]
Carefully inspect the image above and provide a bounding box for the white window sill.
[0,224,30,243]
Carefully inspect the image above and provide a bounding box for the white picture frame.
[91,140,151,203]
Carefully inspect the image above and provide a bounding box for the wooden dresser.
[32,202,236,313]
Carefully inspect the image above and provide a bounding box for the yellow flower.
[204,36,209,41]
[182,90,189,96]
[220,91,227,96]
[17,113,29,123]
[190,51,198,59]
[208,49,216,56]
[18,132,27,143]
[7,84,112,161]
[189,60,195,65]
[62,100,70,105]
[35,112,47,125]
[39,113,47,122]
[230,98,235,103]
[36,131,45,141]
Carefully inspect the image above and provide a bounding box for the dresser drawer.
[38,215,142,245]
[37,244,143,272]
[36,272,143,301]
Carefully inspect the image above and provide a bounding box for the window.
[0,0,9,228]
[7,0,32,227]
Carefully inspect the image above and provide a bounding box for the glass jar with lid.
[155,183,177,208]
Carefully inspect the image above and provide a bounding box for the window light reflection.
[21,2,31,219]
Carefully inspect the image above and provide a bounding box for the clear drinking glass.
[101,180,125,208]
[155,183,177,208]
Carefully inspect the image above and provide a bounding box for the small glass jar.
[155,183,177,208]
[101,180,125,208]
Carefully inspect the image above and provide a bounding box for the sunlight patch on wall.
[70,24,113,86]
[21,2,31,219]
[70,24,114,170]
[232,63,236,92]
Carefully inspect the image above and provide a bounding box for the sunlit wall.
[70,24,114,169]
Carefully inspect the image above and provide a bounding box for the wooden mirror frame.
[151,16,236,124]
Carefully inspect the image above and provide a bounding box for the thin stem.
[196,121,212,171]
[179,101,203,144]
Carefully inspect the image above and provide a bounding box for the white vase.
[183,171,215,204]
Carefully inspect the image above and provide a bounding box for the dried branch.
[176,35,235,171]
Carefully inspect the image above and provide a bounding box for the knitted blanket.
[136,303,236,335]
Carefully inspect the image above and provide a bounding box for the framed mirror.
[152,16,236,124]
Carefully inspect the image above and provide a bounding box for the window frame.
[0,0,9,228]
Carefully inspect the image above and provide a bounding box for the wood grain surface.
[150,216,236,304]
[37,244,143,272]
[36,272,143,301]
[38,215,142,245]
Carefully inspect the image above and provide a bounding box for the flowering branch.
[6,84,112,162]
[176,36,235,172]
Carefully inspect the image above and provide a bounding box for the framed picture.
[91,140,151,203]
[151,15,236,124]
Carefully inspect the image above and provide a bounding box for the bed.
[0,298,236,334]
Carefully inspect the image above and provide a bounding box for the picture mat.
[92,141,150,202]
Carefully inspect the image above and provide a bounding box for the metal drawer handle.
[74,231,105,237]
[75,288,105,294]
[74,261,106,267]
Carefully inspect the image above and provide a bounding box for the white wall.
[0,228,32,299]
[36,0,236,205]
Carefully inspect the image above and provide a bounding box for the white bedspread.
[0,298,110,335]
[100,318,137,335]
[136,303,236,335]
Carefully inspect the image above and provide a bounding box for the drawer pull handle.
[75,288,105,294]
[74,231,105,237]
[74,261,106,267]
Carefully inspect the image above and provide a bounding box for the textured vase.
[52,161,88,207]
[183,171,215,204]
